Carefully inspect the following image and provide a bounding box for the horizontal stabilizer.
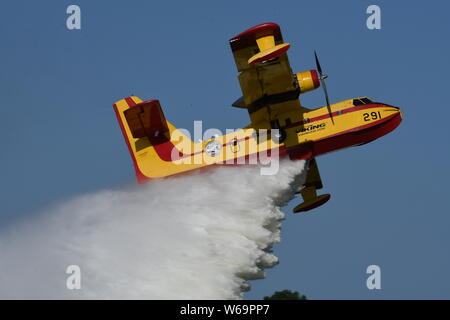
[124,99,169,139]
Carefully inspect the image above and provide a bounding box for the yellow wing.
[294,158,331,213]
[229,23,316,129]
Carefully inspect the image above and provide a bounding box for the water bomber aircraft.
[113,22,402,213]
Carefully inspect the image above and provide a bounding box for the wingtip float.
[113,22,402,213]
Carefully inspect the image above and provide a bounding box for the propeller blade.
[314,51,322,76]
[314,51,334,124]
[321,78,334,124]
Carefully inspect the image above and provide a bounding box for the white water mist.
[0,159,305,299]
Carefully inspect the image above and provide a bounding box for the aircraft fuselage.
[113,96,402,182]
[283,98,402,160]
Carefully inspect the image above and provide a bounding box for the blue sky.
[1,0,449,299]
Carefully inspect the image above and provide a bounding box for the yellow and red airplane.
[113,22,402,213]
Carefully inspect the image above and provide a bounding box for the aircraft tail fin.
[123,98,169,142]
[113,96,176,183]
[113,96,201,183]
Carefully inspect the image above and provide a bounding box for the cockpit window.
[353,98,374,106]
[361,98,373,104]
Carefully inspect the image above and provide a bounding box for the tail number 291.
[363,111,381,122]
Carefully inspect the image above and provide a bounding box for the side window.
[353,99,364,106]
[229,138,239,153]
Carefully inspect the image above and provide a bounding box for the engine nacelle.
[296,70,320,94]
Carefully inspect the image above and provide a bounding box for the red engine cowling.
[296,70,320,94]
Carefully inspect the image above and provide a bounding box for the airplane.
[113,22,402,213]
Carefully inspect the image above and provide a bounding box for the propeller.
[314,51,334,124]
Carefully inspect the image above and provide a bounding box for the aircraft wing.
[294,158,331,213]
[229,23,311,127]
[303,158,324,190]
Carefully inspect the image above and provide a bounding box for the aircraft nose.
[381,104,402,119]
[381,103,399,110]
